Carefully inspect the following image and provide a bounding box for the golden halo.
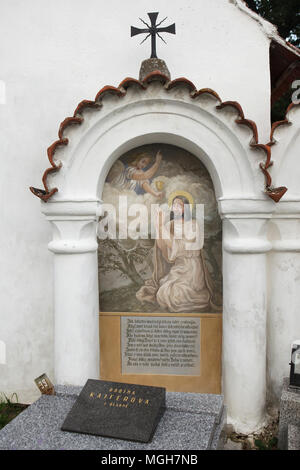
[168,190,194,208]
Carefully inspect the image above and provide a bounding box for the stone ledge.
[288,424,300,450]
[278,378,300,449]
[0,386,226,450]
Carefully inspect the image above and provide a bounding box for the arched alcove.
[45,88,264,201]
[38,75,278,433]
[97,142,223,393]
[270,104,300,198]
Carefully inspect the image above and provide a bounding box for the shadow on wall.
[0,340,6,365]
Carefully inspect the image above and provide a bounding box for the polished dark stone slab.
[61,380,165,443]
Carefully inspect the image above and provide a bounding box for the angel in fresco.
[136,191,218,313]
[106,151,164,198]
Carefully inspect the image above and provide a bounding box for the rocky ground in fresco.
[100,284,222,314]
[100,285,168,313]
[224,414,279,450]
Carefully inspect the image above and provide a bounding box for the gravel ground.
[225,414,279,451]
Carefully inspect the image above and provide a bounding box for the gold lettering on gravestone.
[88,386,150,408]
[121,316,201,375]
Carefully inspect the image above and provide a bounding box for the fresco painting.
[98,144,222,313]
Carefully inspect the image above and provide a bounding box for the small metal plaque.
[34,373,55,395]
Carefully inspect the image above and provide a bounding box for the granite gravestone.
[61,379,165,443]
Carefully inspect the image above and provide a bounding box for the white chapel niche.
[97,143,222,314]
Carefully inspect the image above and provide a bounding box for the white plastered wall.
[267,105,300,408]
[0,0,275,421]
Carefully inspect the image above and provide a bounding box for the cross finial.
[131,12,176,59]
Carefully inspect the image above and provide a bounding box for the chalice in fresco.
[155,180,165,200]
[155,180,164,191]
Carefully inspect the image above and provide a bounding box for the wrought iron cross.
[131,12,176,59]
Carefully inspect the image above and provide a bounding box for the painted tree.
[98,239,152,287]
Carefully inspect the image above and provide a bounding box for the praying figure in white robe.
[136,195,218,313]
